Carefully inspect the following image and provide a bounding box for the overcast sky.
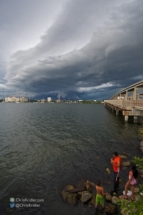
[0,0,143,100]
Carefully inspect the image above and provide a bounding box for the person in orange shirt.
[110,152,121,193]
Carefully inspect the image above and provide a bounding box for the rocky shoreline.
[61,153,143,215]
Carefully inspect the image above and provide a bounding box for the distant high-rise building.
[57,94,61,102]
[47,97,52,102]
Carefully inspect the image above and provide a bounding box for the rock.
[67,193,77,204]
[120,208,131,215]
[119,155,127,159]
[61,184,74,200]
[61,190,69,200]
[80,191,92,203]
[113,192,117,196]
[119,195,126,201]
[61,185,77,204]
[111,196,119,204]
[134,187,139,193]
[106,168,111,174]
[66,185,74,190]
[140,191,143,196]
[105,203,116,214]
[87,194,96,205]
[85,180,92,193]
[77,191,82,196]
[105,193,112,202]
[119,179,123,183]
[138,169,143,175]
[122,161,130,167]
[120,208,125,215]
[134,194,140,201]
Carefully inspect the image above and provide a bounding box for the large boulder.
[80,191,92,203]
[85,180,92,193]
[67,193,77,204]
[87,194,96,205]
[105,193,112,202]
[61,185,74,200]
[61,185,77,204]
[111,196,119,205]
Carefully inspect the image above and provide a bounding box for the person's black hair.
[131,164,138,179]
[113,152,118,156]
[96,180,101,186]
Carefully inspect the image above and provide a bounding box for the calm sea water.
[0,103,142,215]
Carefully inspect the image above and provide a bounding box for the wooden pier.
[104,80,143,123]
[104,100,143,122]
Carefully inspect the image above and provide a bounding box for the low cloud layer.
[0,0,143,99]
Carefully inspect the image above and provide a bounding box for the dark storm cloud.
[3,0,143,99]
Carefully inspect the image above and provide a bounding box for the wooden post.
[125,116,128,122]
[116,110,119,115]
[134,116,138,123]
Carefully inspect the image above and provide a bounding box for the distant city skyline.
[0,0,143,100]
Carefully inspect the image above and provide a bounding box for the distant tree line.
[80,100,101,104]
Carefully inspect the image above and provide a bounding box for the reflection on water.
[0,103,142,215]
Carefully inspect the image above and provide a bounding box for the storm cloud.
[0,0,143,99]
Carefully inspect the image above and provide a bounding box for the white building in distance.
[20,97,28,102]
[5,96,28,102]
[47,97,52,102]
[41,99,46,103]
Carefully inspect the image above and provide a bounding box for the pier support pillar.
[134,116,138,123]
[125,116,128,123]
[125,91,128,100]
[116,110,119,115]
[137,117,142,124]
[133,87,137,100]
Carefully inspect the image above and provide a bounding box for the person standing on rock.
[124,164,138,200]
[95,180,107,211]
[110,152,122,193]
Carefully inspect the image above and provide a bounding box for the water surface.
[0,103,142,215]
